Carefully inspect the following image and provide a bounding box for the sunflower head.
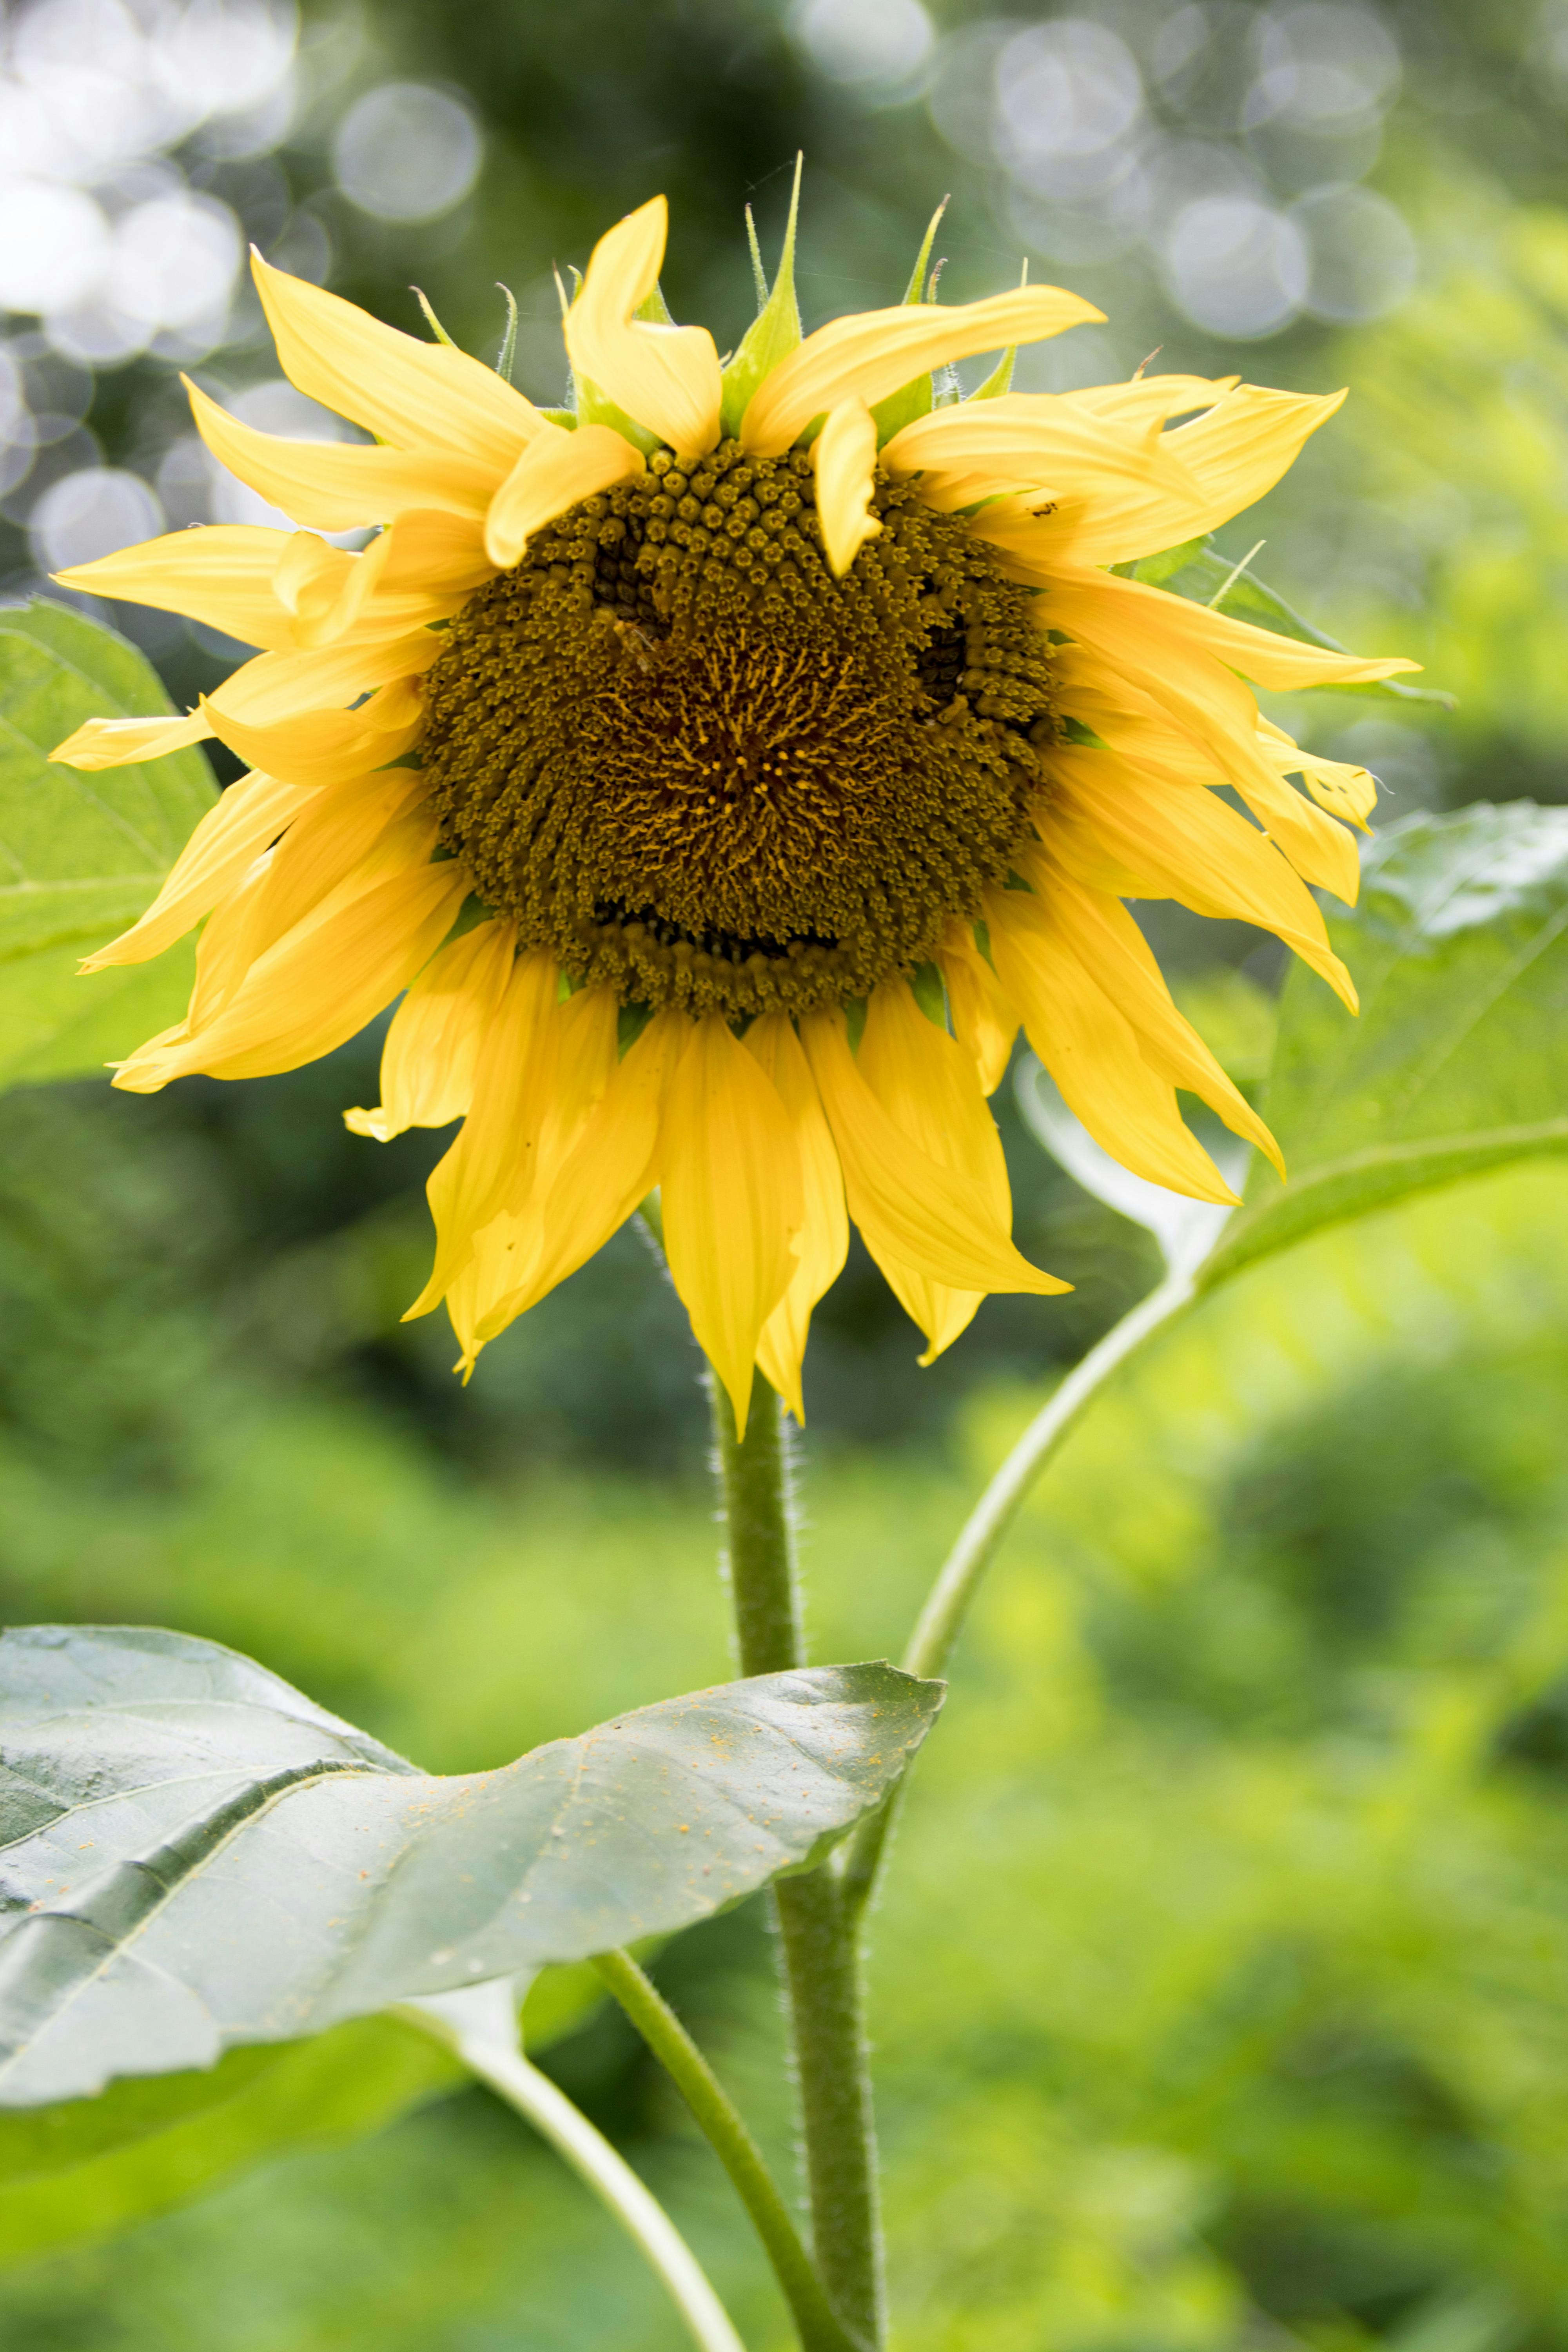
[49,185,1412,1432]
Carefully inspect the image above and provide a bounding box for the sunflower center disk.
[423,438,1058,1016]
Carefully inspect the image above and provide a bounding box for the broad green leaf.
[0,2016,460,2268]
[1201,802,1568,1288]
[1134,535,1455,709]
[0,1624,942,2105]
[720,156,804,440]
[0,600,215,1089]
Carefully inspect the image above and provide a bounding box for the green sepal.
[719,153,804,440]
[634,279,677,327]
[539,406,577,429]
[968,263,1028,403]
[410,286,458,347]
[911,961,948,1028]
[576,375,662,453]
[494,282,519,382]
[1136,534,1455,708]
[870,196,951,445]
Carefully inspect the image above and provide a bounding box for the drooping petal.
[251,251,546,474]
[660,1014,803,1434]
[113,855,466,1090]
[884,392,1201,516]
[198,674,425,789]
[801,1009,1068,1337]
[745,1012,848,1425]
[985,886,1238,1203]
[405,949,563,1316]
[485,422,646,569]
[54,526,313,652]
[1040,564,1419,692]
[470,1006,687,1343]
[740,283,1104,458]
[81,769,316,971]
[812,397,881,579]
[346,918,517,1140]
[184,376,503,530]
[563,198,722,463]
[856,976,1016,1360]
[49,708,212,769]
[1259,716,1377,831]
[938,920,1021,1096]
[1025,855,1284,1177]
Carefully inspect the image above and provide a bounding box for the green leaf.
[0,2016,460,2268]
[1201,802,1568,1288]
[0,1624,942,2105]
[1139,535,1455,709]
[719,154,803,441]
[0,601,216,1090]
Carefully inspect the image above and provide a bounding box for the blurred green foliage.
[7,0,1568,2345]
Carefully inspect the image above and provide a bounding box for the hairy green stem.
[592,1949,860,2352]
[841,1269,1196,1922]
[709,1373,884,2352]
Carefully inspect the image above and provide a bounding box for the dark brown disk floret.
[421,438,1058,1017]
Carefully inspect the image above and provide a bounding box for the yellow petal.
[856,976,1016,1361]
[740,283,1104,459]
[1035,746,1356,1006]
[1065,374,1238,426]
[347,917,516,1140]
[272,520,485,649]
[55,525,310,651]
[1025,855,1283,1178]
[252,250,546,474]
[81,769,316,971]
[745,1012,848,1425]
[985,887,1238,1203]
[800,1008,1068,1333]
[50,708,213,769]
[484,422,646,569]
[884,391,1200,512]
[812,397,882,579]
[207,633,445,737]
[1259,715,1377,831]
[114,855,466,1091]
[199,673,425,789]
[185,376,503,530]
[659,1014,802,1435]
[975,385,1348,568]
[405,949,562,1316]
[938,920,1020,1096]
[470,1006,687,1345]
[563,198,722,463]
[1042,564,1418,691]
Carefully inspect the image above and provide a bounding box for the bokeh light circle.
[1292,183,1418,321]
[1162,194,1309,336]
[332,82,483,223]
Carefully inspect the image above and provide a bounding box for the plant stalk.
[709,1372,884,2352]
[592,1949,860,2352]
[840,1268,1196,1923]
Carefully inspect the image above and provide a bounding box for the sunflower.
[51,192,1414,1432]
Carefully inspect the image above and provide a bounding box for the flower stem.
[591,1949,861,2352]
[840,1269,1196,1924]
[708,1372,883,2352]
[397,1984,746,2352]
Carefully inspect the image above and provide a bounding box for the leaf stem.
[708,1373,883,2352]
[591,1949,861,2352]
[841,1269,1195,1922]
[398,1986,747,2352]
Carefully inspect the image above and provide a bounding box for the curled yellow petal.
[198,674,425,790]
[50,708,212,769]
[114,855,466,1091]
[740,283,1104,459]
[347,917,516,1140]
[184,376,502,532]
[484,423,646,570]
[812,397,882,579]
[800,1008,1067,1332]
[252,250,545,475]
[938,921,1020,1097]
[985,887,1238,1204]
[564,197,722,463]
[660,1013,802,1436]
[857,976,1018,1360]
[55,525,308,652]
[81,769,316,972]
[745,1012,848,1426]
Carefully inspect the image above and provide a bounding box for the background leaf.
[0,601,215,1091]
[1201,802,1568,1287]
[0,1624,941,2107]
[0,2017,461,2267]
